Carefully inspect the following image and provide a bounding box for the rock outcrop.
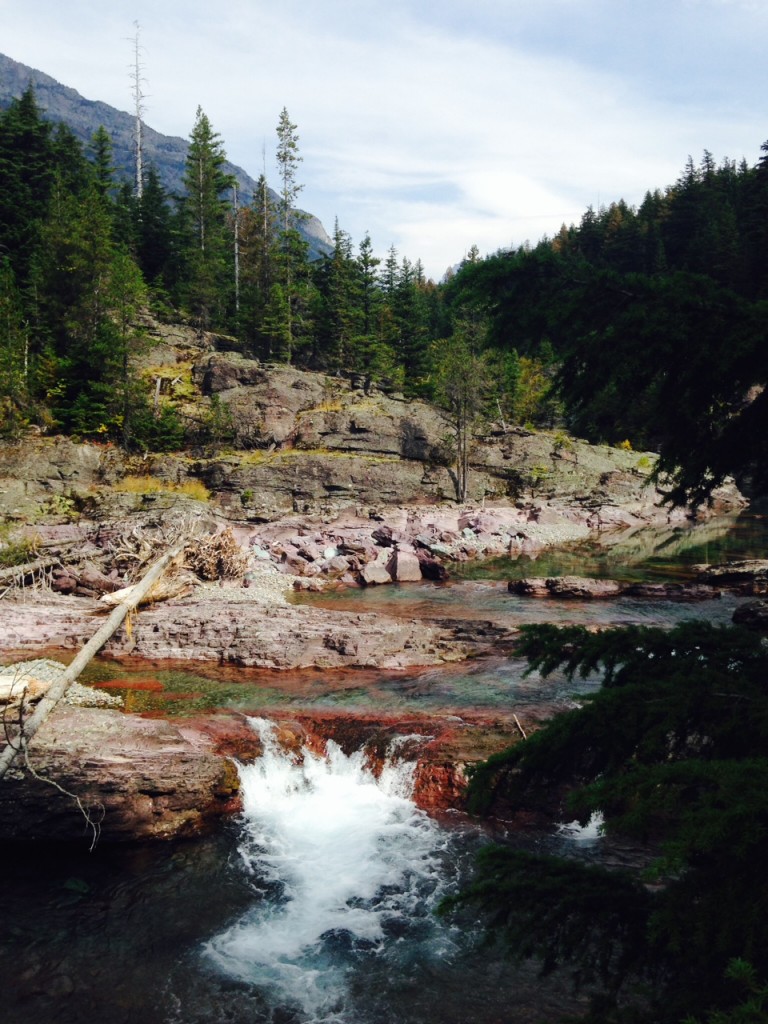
[694,559,768,594]
[0,705,239,842]
[508,575,722,601]
[0,592,467,670]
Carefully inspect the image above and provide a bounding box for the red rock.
[0,706,238,843]
[386,548,423,582]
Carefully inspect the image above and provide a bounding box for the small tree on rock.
[433,324,492,501]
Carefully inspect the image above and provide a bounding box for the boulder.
[193,352,267,394]
[732,599,768,631]
[415,550,449,581]
[361,562,393,585]
[372,525,394,547]
[508,578,551,598]
[386,548,423,582]
[509,576,624,599]
[0,706,238,842]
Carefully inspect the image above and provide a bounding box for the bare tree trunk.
[131,22,145,199]
[0,539,187,780]
[233,183,240,316]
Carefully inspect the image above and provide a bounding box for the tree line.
[2,83,767,505]
[446,147,768,504]
[0,89,469,448]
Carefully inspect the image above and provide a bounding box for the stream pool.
[1,513,765,1023]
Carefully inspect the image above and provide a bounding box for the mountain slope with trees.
[2,52,768,513]
[445,149,768,506]
[0,52,332,259]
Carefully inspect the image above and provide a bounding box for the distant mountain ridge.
[0,52,332,259]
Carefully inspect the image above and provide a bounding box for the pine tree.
[275,107,303,238]
[35,179,148,437]
[314,219,358,370]
[239,173,278,355]
[88,125,116,201]
[0,258,30,436]
[456,621,768,1022]
[181,107,235,331]
[136,166,177,293]
[393,256,430,392]
[0,86,54,287]
[273,107,308,360]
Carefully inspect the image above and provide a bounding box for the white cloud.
[3,0,766,278]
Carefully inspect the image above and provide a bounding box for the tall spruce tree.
[314,219,357,370]
[273,107,308,359]
[239,173,278,356]
[0,86,54,288]
[0,258,30,436]
[182,107,234,331]
[88,125,116,201]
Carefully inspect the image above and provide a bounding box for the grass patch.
[0,535,40,568]
[138,362,196,401]
[115,475,210,500]
[276,448,399,463]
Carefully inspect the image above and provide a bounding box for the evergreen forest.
[2,84,766,507]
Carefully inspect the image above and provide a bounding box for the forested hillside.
[1,80,766,507]
[446,150,768,505]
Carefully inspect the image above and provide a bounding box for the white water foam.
[555,810,605,843]
[204,718,455,1022]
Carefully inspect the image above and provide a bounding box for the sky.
[2,0,767,280]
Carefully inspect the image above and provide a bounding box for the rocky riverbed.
[0,338,751,843]
[4,503,761,843]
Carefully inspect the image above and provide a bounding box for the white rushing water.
[204,718,458,1023]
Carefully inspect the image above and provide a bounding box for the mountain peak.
[0,52,332,258]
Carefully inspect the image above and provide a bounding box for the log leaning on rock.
[0,538,189,781]
[98,569,195,607]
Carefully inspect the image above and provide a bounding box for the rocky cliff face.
[2,315,729,524]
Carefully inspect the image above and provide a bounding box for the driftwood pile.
[185,525,249,580]
[0,520,252,603]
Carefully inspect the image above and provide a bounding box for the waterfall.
[204,718,457,1023]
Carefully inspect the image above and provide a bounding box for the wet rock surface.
[508,575,721,601]
[0,592,465,670]
[0,705,239,842]
[732,598,768,630]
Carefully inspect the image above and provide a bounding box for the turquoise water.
[455,511,768,582]
[78,513,763,718]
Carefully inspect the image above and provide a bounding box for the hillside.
[0,52,332,259]
[0,315,741,530]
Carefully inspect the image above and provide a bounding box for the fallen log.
[98,567,196,608]
[0,538,188,780]
[0,555,61,587]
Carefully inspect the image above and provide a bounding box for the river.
[0,513,765,1024]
